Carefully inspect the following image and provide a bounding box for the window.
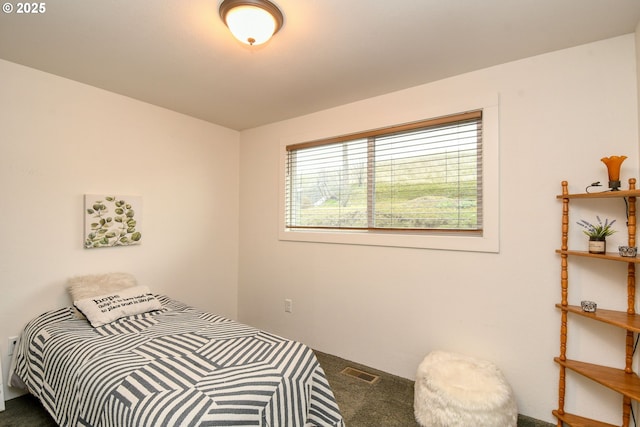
[285,111,482,233]
[278,96,499,253]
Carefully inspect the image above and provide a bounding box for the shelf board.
[556,249,640,263]
[552,410,618,427]
[556,304,640,331]
[557,189,640,199]
[555,358,640,401]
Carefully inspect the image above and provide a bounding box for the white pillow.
[68,272,138,301]
[68,272,138,319]
[74,285,162,327]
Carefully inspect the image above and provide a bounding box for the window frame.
[278,95,499,253]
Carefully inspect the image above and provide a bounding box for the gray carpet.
[313,350,553,427]
[0,350,553,426]
[0,393,57,427]
[314,350,418,426]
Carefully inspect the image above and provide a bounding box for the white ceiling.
[1,1,640,130]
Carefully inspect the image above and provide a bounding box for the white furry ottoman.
[414,351,517,427]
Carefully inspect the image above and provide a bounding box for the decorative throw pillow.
[74,285,162,327]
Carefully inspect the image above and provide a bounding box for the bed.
[9,287,344,427]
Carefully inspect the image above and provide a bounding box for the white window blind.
[285,110,482,233]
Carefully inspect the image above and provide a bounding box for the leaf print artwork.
[84,195,142,248]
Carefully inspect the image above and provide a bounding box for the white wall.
[637,21,640,134]
[238,35,639,423]
[0,59,240,400]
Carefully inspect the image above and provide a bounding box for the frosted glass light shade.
[220,0,283,46]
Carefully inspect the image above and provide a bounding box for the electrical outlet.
[8,336,18,357]
[284,298,293,313]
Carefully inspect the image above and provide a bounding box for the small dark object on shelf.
[618,246,637,257]
[581,300,597,313]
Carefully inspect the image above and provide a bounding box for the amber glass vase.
[601,156,627,191]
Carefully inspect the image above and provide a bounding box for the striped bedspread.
[11,296,344,426]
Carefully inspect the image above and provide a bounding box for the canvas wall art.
[84,195,142,249]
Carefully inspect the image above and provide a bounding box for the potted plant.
[576,216,616,254]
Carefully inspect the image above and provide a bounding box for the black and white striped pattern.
[12,296,344,426]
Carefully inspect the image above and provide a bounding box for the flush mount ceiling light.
[219,0,284,46]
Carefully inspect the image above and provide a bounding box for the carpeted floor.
[0,393,57,427]
[313,350,553,427]
[0,350,553,426]
[314,350,418,426]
